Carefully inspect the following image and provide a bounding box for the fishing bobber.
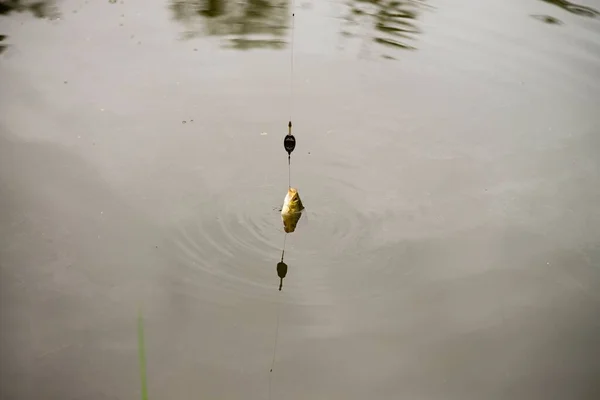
[284,134,295,155]
[277,260,288,291]
[284,121,295,155]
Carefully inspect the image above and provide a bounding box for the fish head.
[287,187,299,202]
[286,187,304,211]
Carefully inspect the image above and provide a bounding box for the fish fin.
[295,209,309,230]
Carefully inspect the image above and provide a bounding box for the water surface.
[1,0,600,399]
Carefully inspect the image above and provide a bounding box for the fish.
[281,187,304,233]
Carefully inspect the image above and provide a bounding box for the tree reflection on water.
[341,0,428,59]
[531,14,564,25]
[0,0,58,18]
[531,0,598,26]
[0,0,60,53]
[538,0,599,18]
[168,0,430,57]
[169,0,289,50]
[2,1,599,55]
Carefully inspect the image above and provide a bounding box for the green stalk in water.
[137,308,149,400]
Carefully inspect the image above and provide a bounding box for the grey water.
[1,0,600,399]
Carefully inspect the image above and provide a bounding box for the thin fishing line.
[268,294,283,400]
[271,4,295,397]
[289,0,296,122]
[287,0,295,189]
[269,233,288,399]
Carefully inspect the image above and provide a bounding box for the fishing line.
[271,4,297,398]
[282,233,287,261]
[284,0,297,187]
[269,233,287,400]
[289,0,296,122]
[268,296,282,399]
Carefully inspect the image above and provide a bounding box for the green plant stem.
[138,308,149,400]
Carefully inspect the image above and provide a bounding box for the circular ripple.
[287,170,374,257]
[166,159,373,303]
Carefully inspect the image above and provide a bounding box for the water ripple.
[166,158,373,303]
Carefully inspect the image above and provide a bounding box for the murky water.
[1,0,600,399]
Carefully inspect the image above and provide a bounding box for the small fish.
[281,187,304,233]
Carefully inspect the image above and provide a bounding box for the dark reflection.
[169,0,289,49]
[168,0,429,56]
[0,1,60,54]
[538,0,599,17]
[531,14,563,24]
[276,249,287,291]
[0,34,7,54]
[342,0,428,57]
[0,0,59,18]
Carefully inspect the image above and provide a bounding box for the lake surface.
[1,0,600,399]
